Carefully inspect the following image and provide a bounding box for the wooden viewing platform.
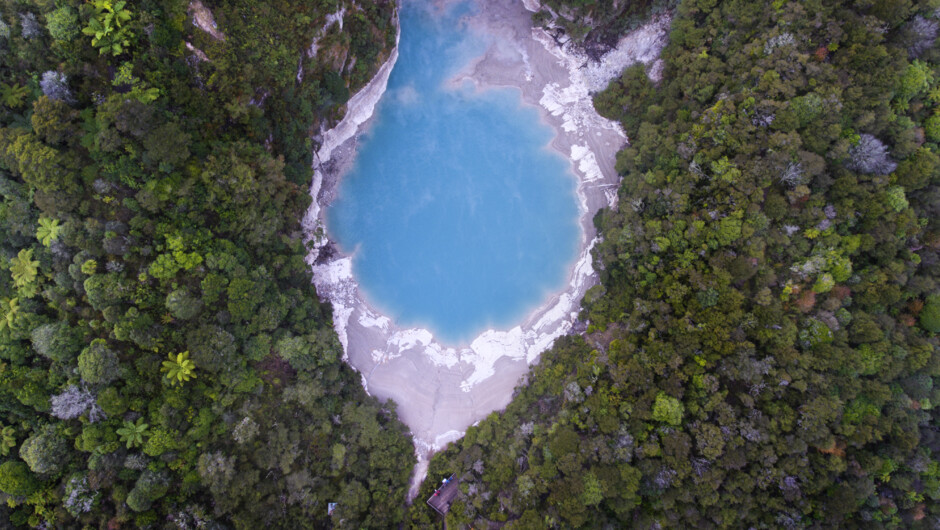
[427,474,459,515]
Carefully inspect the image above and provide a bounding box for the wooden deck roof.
[426,474,459,515]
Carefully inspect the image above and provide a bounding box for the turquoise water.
[327,1,579,344]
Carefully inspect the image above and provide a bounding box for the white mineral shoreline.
[303,0,670,498]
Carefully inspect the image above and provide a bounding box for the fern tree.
[160,351,196,386]
[116,418,148,448]
[9,249,39,297]
[82,0,133,56]
[36,218,63,247]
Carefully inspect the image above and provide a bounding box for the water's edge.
[302,0,671,500]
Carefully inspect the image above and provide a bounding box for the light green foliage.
[0,424,16,456]
[75,422,116,453]
[82,0,133,56]
[10,248,39,294]
[0,461,39,496]
[20,425,68,475]
[160,351,196,386]
[885,186,909,212]
[716,212,743,246]
[31,322,81,363]
[857,344,884,376]
[0,297,22,334]
[80,259,97,275]
[148,234,203,280]
[165,289,201,320]
[827,253,853,283]
[895,60,933,109]
[0,83,29,108]
[36,218,63,246]
[331,443,346,470]
[843,397,880,424]
[77,339,119,385]
[142,427,175,457]
[926,115,940,142]
[46,6,80,42]
[920,296,940,333]
[800,318,833,348]
[582,472,603,506]
[790,92,823,127]
[812,273,835,293]
[96,387,127,417]
[113,62,160,103]
[116,418,148,448]
[652,393,684,426]
[126,470,168,512]
[710,156,742,183]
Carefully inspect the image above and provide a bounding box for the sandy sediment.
[303,0,671,497]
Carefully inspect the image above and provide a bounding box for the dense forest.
[0,0,414,527]
[2,0,940,528]
[408,0,940,527]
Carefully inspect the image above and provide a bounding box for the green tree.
[0,424,16,456]
[19,425,68,475]
[77,339,119,385]
[813,273,835,293]
[164,289,202,320]
[126,470,168,512]
[45,6,80,42]
[10,248,39,295]
[0,461,40,496]
[920,296,940,333]
[0,297,23,335]
[142,427,176,457]
[0,128,80,198]
[652,393,684,426]
[116,418,148,449]
[885,186,909,212]
[0,83,28,109]
[895,60,933,109]
[582,472,603,506]
[82,0,134,56]
[31,322,81,363]
[35,218,63,247]
[160,352,196,385]
[925,115,940,142]
[31,96,79,146]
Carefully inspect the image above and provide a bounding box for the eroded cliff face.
[302,13,401,267]
[184,0,399,188]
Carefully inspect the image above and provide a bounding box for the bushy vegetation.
[409,0,940,527]
[0,0,413,526]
